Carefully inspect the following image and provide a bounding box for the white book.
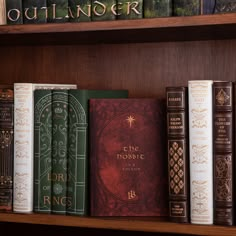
[13,83,77,212]
[188,80,213,224]
[0,0,6,25]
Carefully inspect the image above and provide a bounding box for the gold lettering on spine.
[93,1,106,16]
[52,4,62,20]
[24,8,37,20]
[8,9,21,22]
[77,5,91,17]
[127,1,141,15]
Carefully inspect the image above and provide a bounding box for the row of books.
[0,0,235,26]
[167,80,234,226]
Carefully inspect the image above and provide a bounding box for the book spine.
[144,0,172,18]
[47,0,69,23]
[68,0,91,22]
[34,90,52,213]
[0,0,6,25]
[51,90,68,214]
[23,0,47,24]
[201,0,215,14]
[214,0,236,13]
[6,0,23,24]
[213,81,234,226]
[91,0,116,21]
[117,0,143,20]
[0,88,14,212]
[188,80,213,224]
[14,83,34,212]
[166,87,189,223]
[173,0,201,16]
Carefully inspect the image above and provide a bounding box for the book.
[91,0,116,21]
[47,0,69,23]
[14,83,77,213]
[68,0,91,22]
[214,0,236,13]
[144,0,172,18]
[0,87,14,212]
[23,0,47,24]
[66,89,128,216]
[117,0,143,20]
[201,0,216,14]
[6,0,23,24]
[90,98,168,216]
[213,81,234,226]
[34,90,53,213]
[166,87,189,223]
[0,0,6,25]
[188,80,213,224]
[173,0,201,16]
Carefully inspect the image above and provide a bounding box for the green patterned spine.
[91,0,116,21]
[69,0,91,22]
[215,0,236,13]
[23,0,47,24]
[173,0,201,16]
[51,90,68,214]
[144,0,172,18]
[117,0,143,20]
[34,90,52,213]
[6,0,23,24]
[47,0,69,23]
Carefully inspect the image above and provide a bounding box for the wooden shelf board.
[0,213,236,236]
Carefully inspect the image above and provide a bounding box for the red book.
[89,98,168,216]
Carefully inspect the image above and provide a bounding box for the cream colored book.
[188,80,213,224]
[0,0,6,25]
[13,83,77,213]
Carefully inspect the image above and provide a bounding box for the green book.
[117,0,143,20]
[23,0,47,24]
[68,0,91,22]
[173,0,201,16]
[34,90,52,213]
[91,0,116,21]
[47,0,69,23]
[6,0,23,24]
[144,0,172,18]
[51,90,69,214]
[66,89,128,215]
[214,0,236,13]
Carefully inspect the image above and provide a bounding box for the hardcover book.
[90,98,168,216]
[166,87,189,223]
[14,83,77,213]
[144,0,172,18]
[201,0,216,14]
[66,89,128,216]
[69,0,91,22]
[173,0,201,16]
[6,0,23,24]
[0,87,14,211]
[213,81,234,226]
[188,80,213,224]
[214,0,236,13]
[0,0,6,25]
[47,0,69,23]
[23,0,47,24]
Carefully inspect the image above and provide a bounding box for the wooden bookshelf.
[1,12,236,236]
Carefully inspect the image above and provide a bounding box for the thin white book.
[13,83,77,212]
[0,0,6,25]
[188,80,213,224]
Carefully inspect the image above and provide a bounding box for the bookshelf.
[1,13,236,236]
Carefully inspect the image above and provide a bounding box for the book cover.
[188,80,213,224]
[23,0,47,24]
[66,89,128,216]
[6,0,23,24]
[201,0,216,14]
[213,81,234,226]
[91,0,116,21]
[214,0,236,13]
[166,87,189,223]
[47,0,69,23]
[117,0,143,20]
[34,90,52,213]
[13,83,77,213]
[0,0,6,25]
[90,98,168,216]
[68,0,91,22]
[144,0,172,18]
[173,0,201,16]
[0,87,14,212]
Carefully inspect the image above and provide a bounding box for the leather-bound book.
[6,0,23,24]
[213,81,234,226]
[173,0,201,16]
[144,0,172,18]
[69,0,91,22]
[90,98,168,216]
[166,87,189,223]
